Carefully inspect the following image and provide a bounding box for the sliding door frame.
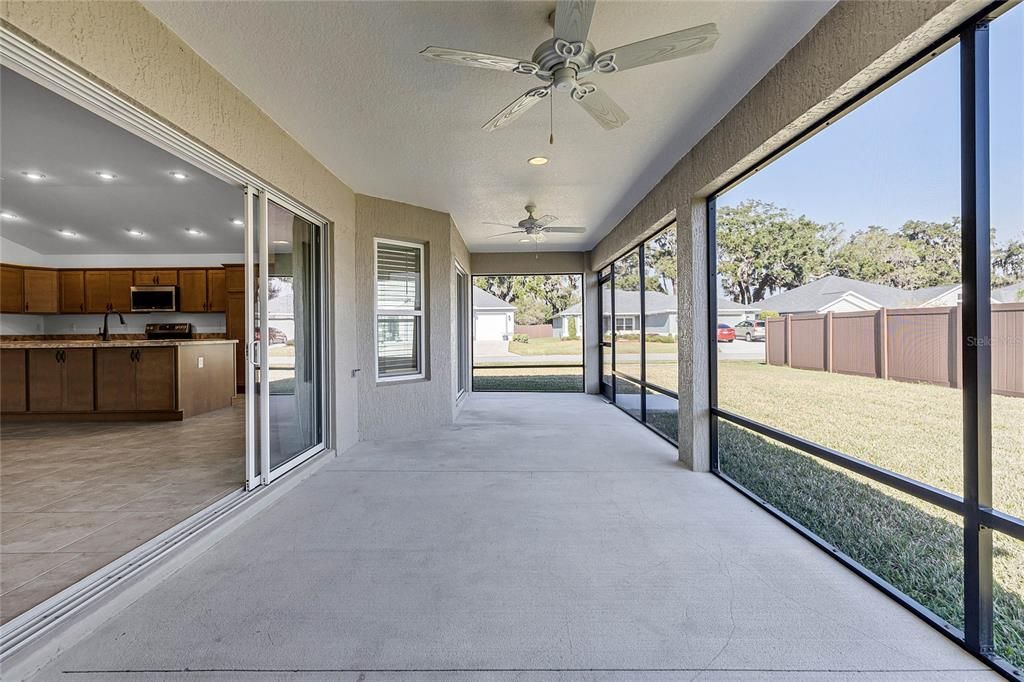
[0,30,336,483]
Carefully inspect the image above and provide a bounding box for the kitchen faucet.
[100,309,126,341]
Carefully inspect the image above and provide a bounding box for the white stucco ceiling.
[0,67,245,255]
[144,0,834,252]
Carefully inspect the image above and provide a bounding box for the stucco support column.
[583,252,600,394]
[676,198,711,471]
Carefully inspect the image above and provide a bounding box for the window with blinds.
[374,239,425,380]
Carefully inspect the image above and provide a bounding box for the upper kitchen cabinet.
[207,269,226,312]
[180,268,227,312]
[1,265,25,314]
[23,268,59,313]
[134,269,178,286]
[179,269,207,312]
[60,270,86,313]
[85,270,133,313]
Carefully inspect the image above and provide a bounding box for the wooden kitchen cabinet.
[60,270,86,313]
[134,269,178,286]
[27,348,94,412]
[206,269,226,312]
[96,346,175,411]
[23,268,59,314]
[180,268,227,312]
[85,270,133,313]
[109,271,133,311]
[224,265,245,292]
[1,349,27,412]
[226,290,246,388]
[1,265,24,314]
[178,269,208,312]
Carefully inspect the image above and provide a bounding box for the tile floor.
[0,404,243,624]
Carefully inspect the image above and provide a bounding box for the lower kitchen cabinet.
[1,349,27,412]
[95,347,176,411]
[27,348,94,412]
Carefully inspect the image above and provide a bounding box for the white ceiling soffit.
[0,67,244,256]
[143,0,835,253]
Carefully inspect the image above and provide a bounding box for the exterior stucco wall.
[1,0,360,451]
[587,0,981,470]
[356,195,456,440]
[450,219,471,417]
[471,252,585,275]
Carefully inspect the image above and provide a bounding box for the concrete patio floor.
[27,393,994,680]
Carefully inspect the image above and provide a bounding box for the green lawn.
[718,360,1024,667]
[507,335,676,357]
[473,366,583,392]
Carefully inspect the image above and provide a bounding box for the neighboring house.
[472,286,515,353]
[755,275,1018,315]
[554,290,756,338]
[993,281,1024,303]
[717,298,761,327]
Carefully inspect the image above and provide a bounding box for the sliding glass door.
[246,188,327,486]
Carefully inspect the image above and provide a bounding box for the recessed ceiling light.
[519,238,532,243]
[170,171,189,180]
[527,157,549,166]
[22,171,46,181]
[96,171,117,181]
[57,229,78,238]
[126,228,145,237]
[272,240,289,245]
[186,227,203,236]
[0,211,18,220]
[231,218,244,226]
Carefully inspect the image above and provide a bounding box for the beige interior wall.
[586,0,981,470]
[355,195,458,440]
[1,0,363,451]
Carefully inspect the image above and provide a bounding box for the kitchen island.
[0,339,237,421]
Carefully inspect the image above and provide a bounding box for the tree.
[474,275,581,324]
[716,200,839,304]
[833,226,923,288]
[567,316,578,339]
[993,238,1024,287]
[899,218,962,287]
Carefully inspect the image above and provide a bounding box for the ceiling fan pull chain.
[549,92,554,145]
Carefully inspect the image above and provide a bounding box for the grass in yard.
[718,361,1024,516]
[506,335,674,357]
[717,361,1024,667]
[507,337,584,356]
[473,366,583,392]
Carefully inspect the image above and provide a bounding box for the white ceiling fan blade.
[533,214,559,228]
[554,0,596,44]
[595,23,719,73]
[543,226,587,234]
[486,231,525,240]
[420,46,539,74]
[573,83,629,130]
[482,222,519,228]
[482,86,550,131]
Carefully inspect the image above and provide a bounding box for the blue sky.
[719,5,1022,246]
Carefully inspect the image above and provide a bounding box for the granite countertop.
[0,339,238,349]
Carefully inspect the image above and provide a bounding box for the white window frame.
[374,237,426,382]
[615,315,636,332]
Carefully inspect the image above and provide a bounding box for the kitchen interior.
[0,67,257,624]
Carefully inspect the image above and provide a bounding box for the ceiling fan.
[485,204,586,241]
[420,0,719,132]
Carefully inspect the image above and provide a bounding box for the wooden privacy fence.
[765,303,1024,397]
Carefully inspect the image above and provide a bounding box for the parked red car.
[716,323,736,343]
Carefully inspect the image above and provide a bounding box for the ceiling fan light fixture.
[528,156,549,166]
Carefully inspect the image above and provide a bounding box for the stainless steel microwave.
[130,285,177,312]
